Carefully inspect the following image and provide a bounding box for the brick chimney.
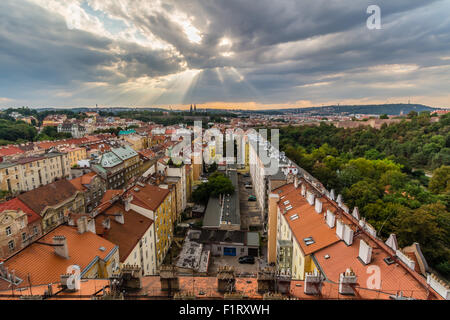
[339,268,357,295]
[53,236,69,259]
[267,193,279,264]
[77,216,88,234]
[304,270,323,295]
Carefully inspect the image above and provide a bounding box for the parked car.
[238,256,255,264]
[244,184,252,189]
[248,195,257,201]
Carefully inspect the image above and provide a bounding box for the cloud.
[0,0,449,108]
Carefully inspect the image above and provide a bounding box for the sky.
[0,0,449,110]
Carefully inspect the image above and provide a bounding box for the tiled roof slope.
[18,180,79,215]
[3,225,117,287]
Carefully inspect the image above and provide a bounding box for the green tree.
[429,166,450,194]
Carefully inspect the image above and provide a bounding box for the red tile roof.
[128,184,170,211]
[18,180,79,215]
[0,146,24,157]
[0,198,41,224]
[95,203,153,262]
[3,225,117,287]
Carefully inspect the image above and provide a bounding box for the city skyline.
[1,0,450,109]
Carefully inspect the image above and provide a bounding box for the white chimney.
[306,190,315,206]
[301,184,306,197]
[427,273,450,300]
[294,176,299,189]
[314,198,323,213]
[343,224,354,246]
[86,218,96,234]
[336,194,343,205]
[330,189,336,201]
[124,195,133,212]
[53,236,69,259]
[339,268,357,295]
[336,219,344,239]
[77,216,88,234]
[352,207,360,220]
[326,210,336,228]
[358,239,373,265]
[115,212,125,224]
[385,234,398,251]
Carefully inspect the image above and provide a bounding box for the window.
[33,226,38,235]
[22,233,27,242]
[8,240,14,251]
[6,226,11,236]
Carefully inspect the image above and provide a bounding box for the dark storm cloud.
[0,0,449,107]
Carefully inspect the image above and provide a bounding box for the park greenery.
[277,112,450,277]
[192,171,235,204]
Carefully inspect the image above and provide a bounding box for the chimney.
[304,270,323,295]
[294,176,299,189]
[301,184,306,197]
[86,218,96,233]
[343,224,354,246]
[352,207,360,220]
[115,212,125,224]
[267,193,279,264]
[124,195,133,212]
[336,219,344,239]
[314,198,323,213]
[339,268,357,295]
[326,209,336,228]
[336,194,343,206]
[77,216,88,234]
[53,236,69,259]
[330,189,336,201]
[358,239,373,265]
[385,234,398,251]
[102,217,111,230]
[306,190,315,206]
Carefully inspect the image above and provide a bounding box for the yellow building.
[268,181,344,280]
[127,184,174,270]
[123,134,147,152]
[61,147,87,167]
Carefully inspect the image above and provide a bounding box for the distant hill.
[248,104,439,116]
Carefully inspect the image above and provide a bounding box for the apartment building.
[126,184,174,270]
[60,146,87,167]
[69,172,106,213]
[18,180,85,234]
[92,152,125,189]
[266,176,448,300]
[0,152,70,195]
[111,146,141,184]
[95,200,157,275]
[0,198,43,259]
